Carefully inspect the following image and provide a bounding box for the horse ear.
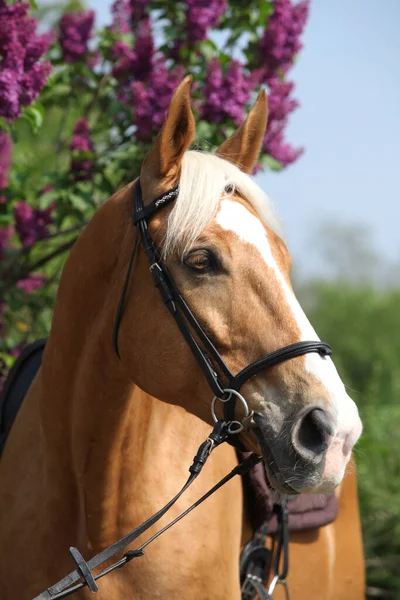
[140,76,195,203]
[216,89,268,174]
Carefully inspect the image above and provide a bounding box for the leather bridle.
[113,179,332,437]
[33,179,333,600]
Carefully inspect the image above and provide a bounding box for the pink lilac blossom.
[258,0,309,79]
[112,20,154,82]
[0,225,12,259]
[111,0,132,33]
[111,0,150,32]
[0,131,12,190]
[131,59,184,141]
[70,118,94,178]
[59,10,95,63]
[266,75,299,122]
[130,0,150,22]
[0,0,52,121]
[200,58,257,126]
[14,201,54,248]
[264,117,303,167]
[186,0,227,43]
[16,273,45,294]
[263,76,303,167]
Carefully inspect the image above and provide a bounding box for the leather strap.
[33,423,261,600]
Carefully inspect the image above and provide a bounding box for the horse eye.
[183,250,215,273]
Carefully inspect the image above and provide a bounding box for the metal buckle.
[149,262,162,272]
[211,388,250,434]
[268,575,290,599]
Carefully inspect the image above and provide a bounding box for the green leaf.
[10,127,18,143]
[21,104,45,133]
[0,117,11,133]
[68,193,89,212]
[47,84,72,98]
[28,0,38,8]
[260,154,284,171]
[196,121,214,141]
[0,214,13,226]
[197,40,218,61]
[0,352,16,369]
[38,189,59,210]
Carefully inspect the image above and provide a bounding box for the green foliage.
[299,281,400,599]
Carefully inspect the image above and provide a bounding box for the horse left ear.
[216,89,268,174]
[140,76,196,204]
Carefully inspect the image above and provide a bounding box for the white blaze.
[215,200,361,445]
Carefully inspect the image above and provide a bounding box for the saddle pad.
[0,339,338,533]
[240,452,338,534]
[0,339,45,457]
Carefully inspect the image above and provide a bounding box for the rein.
[34,179,332,599]
[33,422,261,600]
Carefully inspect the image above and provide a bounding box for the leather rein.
[33,180,332,600]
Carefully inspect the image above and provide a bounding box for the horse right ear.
[216,89,268,174]
[140,76,195,205]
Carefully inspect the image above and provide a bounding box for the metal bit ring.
[211,388,250,434]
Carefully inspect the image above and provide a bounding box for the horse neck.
[35,184,212,550]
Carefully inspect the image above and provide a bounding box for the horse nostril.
[293,408,334,462]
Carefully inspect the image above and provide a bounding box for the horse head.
[116,76,362,495]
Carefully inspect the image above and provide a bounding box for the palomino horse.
[0,77,364,599]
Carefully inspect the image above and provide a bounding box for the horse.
[0,76,364,600]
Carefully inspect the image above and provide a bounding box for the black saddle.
[0,339,46,457]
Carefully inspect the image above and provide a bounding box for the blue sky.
[88,0,400,273]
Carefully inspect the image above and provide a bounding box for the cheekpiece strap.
[133,185,179,224]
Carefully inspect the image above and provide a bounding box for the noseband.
[113,180,332,443]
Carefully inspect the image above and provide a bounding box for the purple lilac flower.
[264,118,303,167]
[200,58,256,126]
[0,0,52,121]
[259,0,309,79]
[111,0,132,33]
[0,131,11,190]
[17,273,45,294]
[59,10,95,63]
[0,225,12,259]
[112,20,154,82]
[130,0,150,24]
[111,0,149,32]
[111,40,135,80]
[70,117,94,178]
[131,59,184,141]
[267,75,299,122]
[186,0,227,43]
[262,75,302,167]
[14,201,54,248]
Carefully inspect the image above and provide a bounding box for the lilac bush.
[0,0,310,380]
[0,0,52,120]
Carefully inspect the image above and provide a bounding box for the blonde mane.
[163,151,283,256]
